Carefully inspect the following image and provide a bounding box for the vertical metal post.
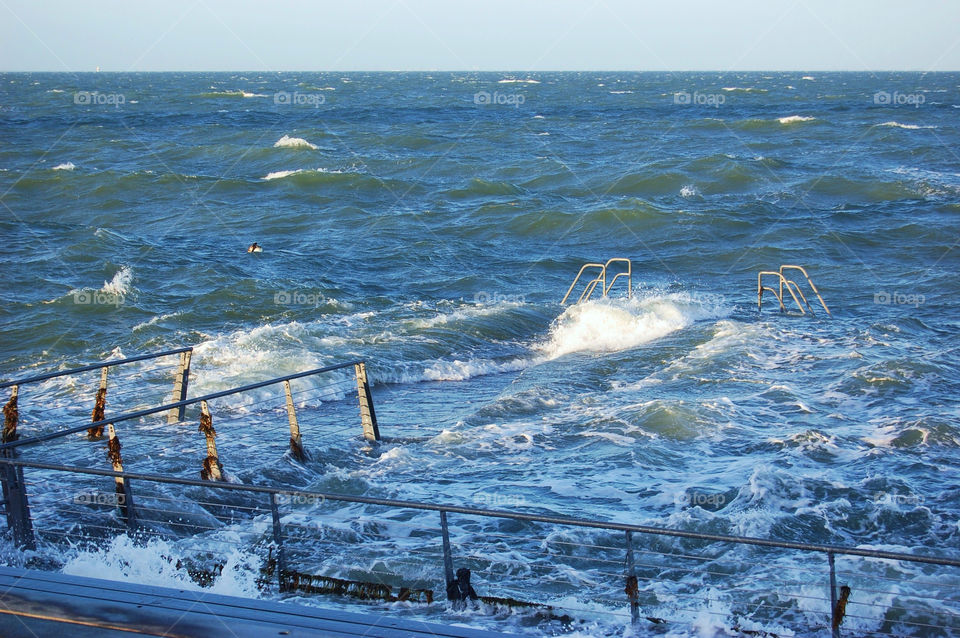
[440,510,455,588]
[829,551,840,638]
[283,380,306,461]
[88,367,108,439]
[0,461,35,550]
[2,385,18,446]
[625,530,640,625]
[270,494,287,591]
[107,424,136,530]
[198,401,223,481]
[354,362,380,442]
[168,350,192,424]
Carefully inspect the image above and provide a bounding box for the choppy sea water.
[1,72,959,635]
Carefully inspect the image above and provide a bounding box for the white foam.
[802,76,816,81]
[102,266,133,295]
[878,121,936,130]
[132,312,179,332]
[273,134,318,150]
[608,90,633,94]
[498,78,539,84]
[680,184,699,198]
[532,114,545,119]
[52,162,76,171]
[778,115,816,124]
[262,167,340,180]
[539,294,726,360]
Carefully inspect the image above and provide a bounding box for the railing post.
[625,530,640,625]
[0,461,35,550]
[198,401,224,481]
[168,350,192,424]
[2,385,18,446]
[829,551,840,638]
[440,510,455,590]
[107,424,136,530]
[283,380,306,461]
[270,494,288,591]
[354,363,380,442]
[88,368,108,439]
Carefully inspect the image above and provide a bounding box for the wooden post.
[354,363,380,442]
[2,385,18,445]
[198,401,224,481]
[283,380,306,461]
[168,350,192,424]
[107,424,136,529]
[88,368,108,439]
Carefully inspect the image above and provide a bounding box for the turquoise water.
[1,71,959,634]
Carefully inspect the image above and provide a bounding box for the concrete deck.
[0,566,515,637]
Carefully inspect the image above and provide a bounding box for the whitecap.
[52,162,76,171]
[273,134,318,150]
[498,78,540,84]
[778,115,816,124]
[680,184,699,198]
[102,266,133,295]
[878,121,935,130]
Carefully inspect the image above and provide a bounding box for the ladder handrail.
[562,259,632,304]
[758,271,806,314]
[561,263,606,304]
[780,265,831,316]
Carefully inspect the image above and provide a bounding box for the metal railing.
[758,265,831,316]
[1,347,193,444]
[1,457,957,637]
[561,258,633,304]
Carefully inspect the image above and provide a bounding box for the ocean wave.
[273,134,318,150]
[878,121,936,130]
[498,78,539,84]
[778,115,816,124]
[200,90,267,98]
[680,184,699,198]
[262,167,341,180]
[102,266,133,295]
[52,162,76,171]
[721,87,768,93]
[538,293,728,360]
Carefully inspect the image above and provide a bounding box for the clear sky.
[2,0,959,72]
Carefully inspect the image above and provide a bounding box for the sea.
[0,71,959,636]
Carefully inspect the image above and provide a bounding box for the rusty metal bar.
[167,350,192,424]
[107,424,136,530]
[0,461,34,549]
[625,530,639,624]
[283,380,306,461]
[198,401,223,481]
[354,363,380,442]
[2,386,17,445]
[829,551,840,638]
[87,368,108,439]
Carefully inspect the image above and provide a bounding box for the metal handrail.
[2,457,958,568]
[758,271,805,314]
[0,360,364,451]
[0,347,193,390]
[780,265,831,316]
[562,263,605,304]
[561,258,632,304]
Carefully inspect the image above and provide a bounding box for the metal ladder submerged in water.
[561,258,633,304]
[758,264,831,316]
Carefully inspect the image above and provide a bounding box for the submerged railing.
[758,265,831,316]
[1,456,957,637]
[1,347,193,444]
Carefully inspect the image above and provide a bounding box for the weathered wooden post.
[88,368,108,439]
[283,380,306,461]
[167,350,192,424]
[107,424,136,529]
[198,401,224,481]
[2,385,18,445]
[354,363,380,442]
[440,510,455,590]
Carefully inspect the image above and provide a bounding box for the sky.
[1,0,959,72]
